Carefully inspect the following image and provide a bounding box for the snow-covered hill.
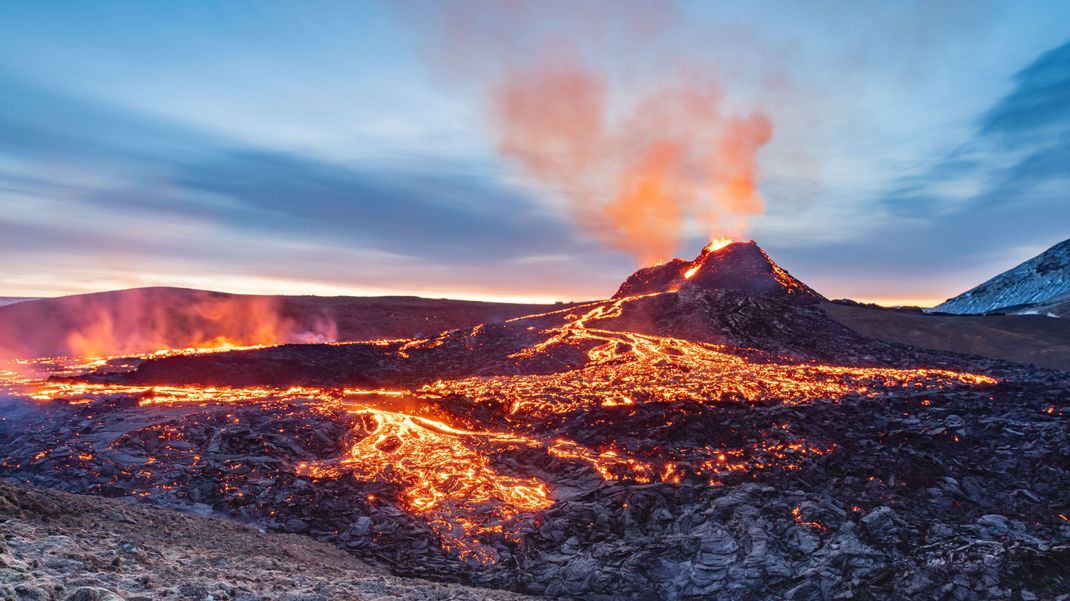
[933,239,1070,316]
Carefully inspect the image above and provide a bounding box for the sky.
[1,0,1069,306]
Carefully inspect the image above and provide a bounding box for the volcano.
[111,243,872,388]
[2,240,1068,600]
[614,240,823,300]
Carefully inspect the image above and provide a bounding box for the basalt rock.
[614,241,823,301]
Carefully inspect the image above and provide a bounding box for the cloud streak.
[420,0,775,265]
[0,72,633,300]
[781,39,1070,303]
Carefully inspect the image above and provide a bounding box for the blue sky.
[1,1,1068,304]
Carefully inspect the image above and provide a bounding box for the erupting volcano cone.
[613,240,824,300]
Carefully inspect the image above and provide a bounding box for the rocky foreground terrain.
[0,480,531,601]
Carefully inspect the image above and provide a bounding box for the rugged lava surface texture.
[613,240,822,300]
[2,242,1069,600]
[0,480,532,601]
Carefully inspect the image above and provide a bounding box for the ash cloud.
[419,0,775,265]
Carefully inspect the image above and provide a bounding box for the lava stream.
[0,301,999,563]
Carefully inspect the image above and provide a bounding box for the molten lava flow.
[683,237,732,279]
[302,408,552,564]
[0,292,1001,564]
[426,295,996,485]
[792,505,827,531]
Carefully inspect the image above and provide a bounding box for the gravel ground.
[0,481,530,601]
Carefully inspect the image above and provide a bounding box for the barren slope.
[822,302,1070,371]
[934,238,1070,315]
[0,480,531,601]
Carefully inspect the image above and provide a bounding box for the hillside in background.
[0,287,567,359]
[823,302,1070,371]
[934,239,1070,317]
[0,297,35,307]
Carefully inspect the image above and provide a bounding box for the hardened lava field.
[2,244,1068,600]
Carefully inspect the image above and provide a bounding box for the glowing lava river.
[2,248,1066,599]
[0,294,1001,566]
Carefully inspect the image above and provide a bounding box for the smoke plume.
[0,288,337,359]
[424,0,774,265]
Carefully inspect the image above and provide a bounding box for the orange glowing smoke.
[0,289,338,360]
[63,296,286,358]
[495,68,771,266]
[431,1,773,266]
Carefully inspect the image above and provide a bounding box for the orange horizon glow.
[846,297,945,308]
[0,249,962,310]
[0,279,952,310]
[0,275,584,306]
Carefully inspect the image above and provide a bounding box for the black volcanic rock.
[8,242,1070,601]
[613,241,824,301]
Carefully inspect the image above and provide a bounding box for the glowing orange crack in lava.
[1,297,999,564]
[300,407,553,564]
[466,295,996,417]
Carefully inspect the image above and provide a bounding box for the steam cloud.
[426,0,774,265]
[0,289,337,359]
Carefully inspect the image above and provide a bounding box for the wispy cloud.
[784,39,1070,303]
[0,73,626,299]
[1,3,1068,305]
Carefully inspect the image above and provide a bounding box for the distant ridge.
[934,238,1070,317]
[0,297,36,307]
